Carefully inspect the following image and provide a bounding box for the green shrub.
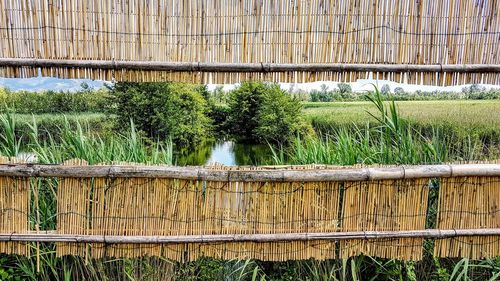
[226,82,308,143]
[110,82,211,147]
[337,82,352,94]
[207,103,230,136]
[226,82,265,141]
[255,87,306,143]
[394,87,405,95]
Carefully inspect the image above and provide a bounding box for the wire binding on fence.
[0,0,498,85]
[0,159,499,261]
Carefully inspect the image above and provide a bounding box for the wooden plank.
[0,163,499,181]
[0,228,499,244]
[0,58,499,73]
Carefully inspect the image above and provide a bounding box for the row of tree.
[111,82,310,147]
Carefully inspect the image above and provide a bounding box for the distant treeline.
[0,87,111,114]
[2,83,499,115]
[288,83,500,102]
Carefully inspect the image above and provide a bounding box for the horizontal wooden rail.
[1,58,499,73]
[2,229,500,243]
[0,164,499,181]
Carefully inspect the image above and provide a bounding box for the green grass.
[12,113,109,122]
[7,113,114,143]
[303,100,500,128]
[273,95,496,166]
[304,100,500,153]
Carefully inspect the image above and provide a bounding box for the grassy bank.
[303,100,500,128]
[304,100,500,152]
[7,113,114,143]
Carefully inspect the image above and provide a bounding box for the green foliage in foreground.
[2,252,500,280]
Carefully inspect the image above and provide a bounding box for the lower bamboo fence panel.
[0,157,29,255]
[434,176,500,259]
[59,176,342,261]
[340,179,429,260]
[0,160,499,261]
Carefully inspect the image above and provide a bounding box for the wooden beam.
[0,58,499,73]
[0,164,499,181]
[1,229,499,244]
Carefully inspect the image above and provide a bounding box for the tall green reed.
[26,118,173,165]
[0,111,22,157]
[274,87,484,166]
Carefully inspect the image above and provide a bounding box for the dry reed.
[0,156,29,255]
[340,179,430,260]
[434,176,500,260]
[0,0,498,85]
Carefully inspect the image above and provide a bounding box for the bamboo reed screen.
[434,176,500,260]
[0,160,499,261]
[1,0,499,85]
[340,179,430,260]
[56,159,91,257]
[57,176,342,261]
[0,157,29,255]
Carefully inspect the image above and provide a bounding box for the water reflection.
[206,141,236,165]
[176,141,274,166]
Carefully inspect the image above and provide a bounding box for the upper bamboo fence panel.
[0,0,499,85]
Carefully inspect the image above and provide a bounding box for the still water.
[16,141,274,166]
[175,141,274,166]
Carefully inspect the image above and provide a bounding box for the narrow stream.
[17,141,274,166]
[177,141,274,166]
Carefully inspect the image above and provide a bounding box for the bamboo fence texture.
[435,176,500,260]
[340,179,429,260]
[0,156,29,256]
[0,160,499,261]
[0,0,499,85]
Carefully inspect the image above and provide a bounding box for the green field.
[303,100,500,148]
[303,100,500,128]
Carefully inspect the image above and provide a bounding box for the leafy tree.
[225,82,267,141]
[255,87,303,143]
[226,82,308,143]
[337,82,352,94]
[381,84,391,95]
[394,87,405,95]
[110,82,210,147]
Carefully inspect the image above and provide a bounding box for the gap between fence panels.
[1,59,500,73]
